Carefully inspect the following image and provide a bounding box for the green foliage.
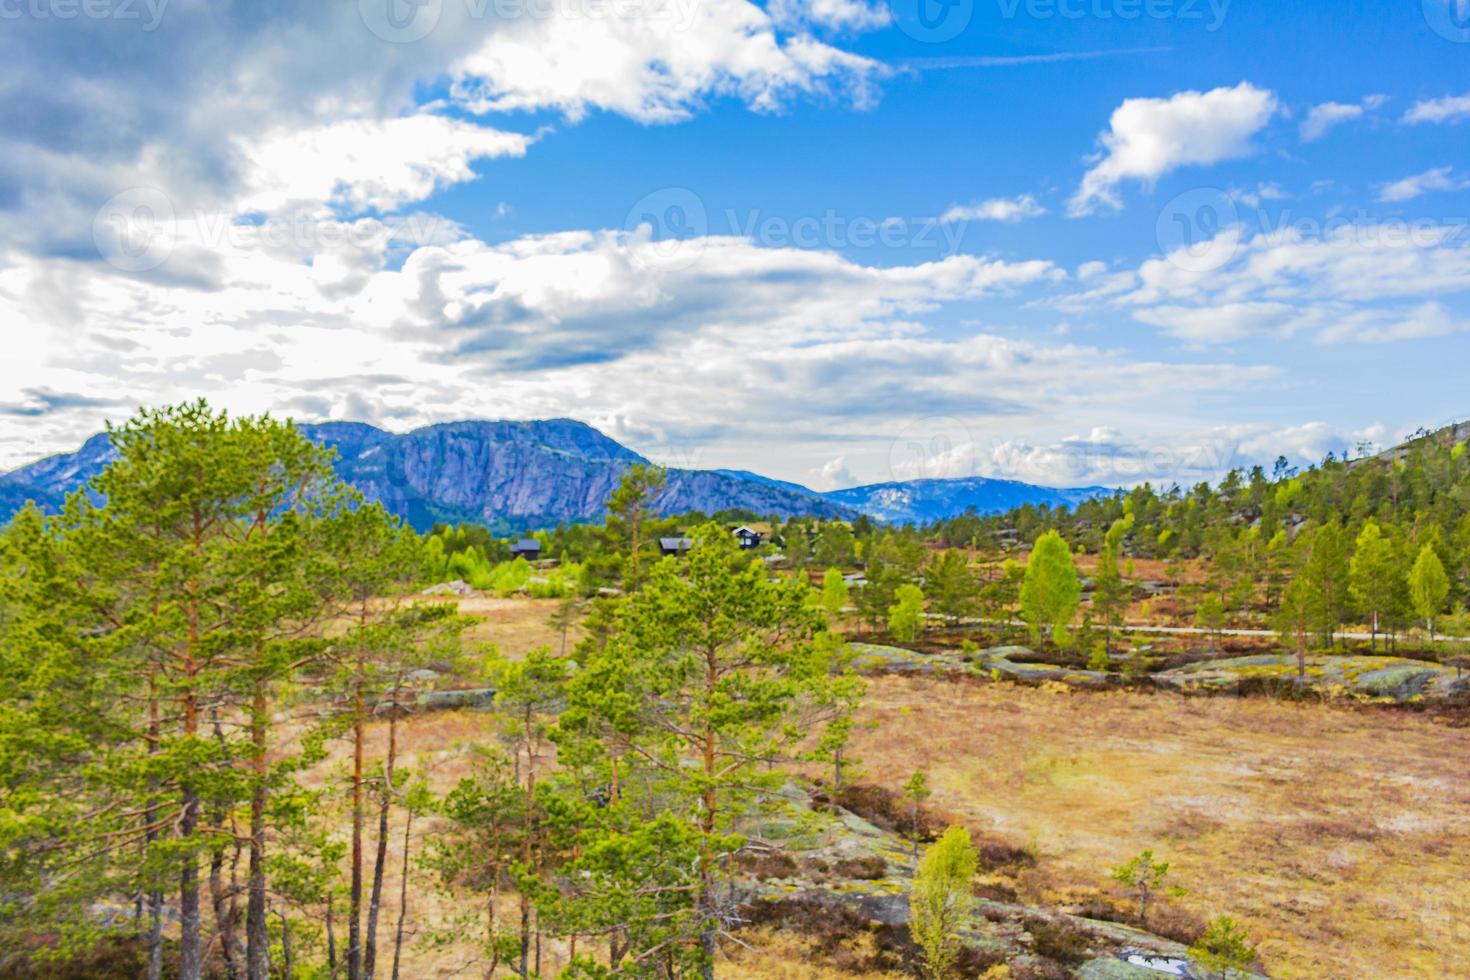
[889,583,926,642]
[909,826,978,980]
[1410,542,1451,639]
[927,549,979,624]
[820,566,850,619]
[1109,850,1180,927]
[1189,915,1259,978]
[1020,530,1081,649]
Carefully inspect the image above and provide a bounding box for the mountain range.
[0,418,1111,531]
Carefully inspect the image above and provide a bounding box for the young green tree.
[1110,850,1178,928]
[888,583,926,642]
[547,595,583,655]
[903,769,932,859]
[1349,519,1397,651]
[819,566,850,621]
[1409,543,1451,645]
[604,463,667,592]
[1189,915,1259,979]
[1194,594,1226,652]
[908,827,978,980]
[1020,530,1081,649]
[1093,516,1134,655]
[927,549,979,625]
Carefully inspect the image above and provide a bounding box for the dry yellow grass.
[848,676,1470,979]
[453,594,582,659]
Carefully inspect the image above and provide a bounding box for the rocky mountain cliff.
[0,418,1110,530]
[0,418,853,531]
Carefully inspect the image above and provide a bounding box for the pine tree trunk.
[391,807,414,980]
[247,679,272,980]
[210,839,245,980]
[146,890,164,980]
[179,786,203,980]
[349,669,365,980]
[365,712,400,980]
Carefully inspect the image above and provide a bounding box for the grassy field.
[848,676,1470,979]
[294,595,1469,977]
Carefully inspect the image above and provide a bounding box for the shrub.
[1189,915,1259,977]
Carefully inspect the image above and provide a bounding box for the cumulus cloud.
[1299,102,1364,142]
[1053,219,1470,346]
[1377,166,1470,203]
[940,195,1046,223]
[0,0,885,264]
[1069,83,1279,216]
[1403,93,1470,125]
[448,0,885,122]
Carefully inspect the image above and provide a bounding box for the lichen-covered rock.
[1155,654,1468,702]
[414,687,496,711]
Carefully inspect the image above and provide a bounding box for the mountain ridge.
[1,418,1110,530]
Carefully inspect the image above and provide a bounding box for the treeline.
[0,404,860,979]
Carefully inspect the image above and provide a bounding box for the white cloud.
[1403,93,1470,125]
[1056,222,1470,346]
[1377,166,1470,203]
[242,116,534,214]
[1070,83,1279,216]
[940,195,1046,223]
[448,1,885,123]
[1299,102,1364,142]
[813,455,857,490]
[769,0,892,31]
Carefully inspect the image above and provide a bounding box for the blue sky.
[1,0,1468,490]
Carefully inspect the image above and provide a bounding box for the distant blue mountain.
[0,419,1110,531]
[823,476,1113,524]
